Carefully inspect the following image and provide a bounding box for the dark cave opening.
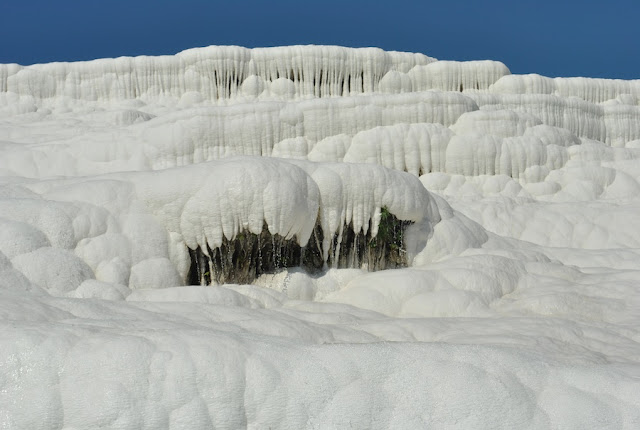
[187,208,412,285]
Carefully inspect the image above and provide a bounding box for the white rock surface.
[1,45,640,429]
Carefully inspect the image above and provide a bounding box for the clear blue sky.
[2,0,638,79]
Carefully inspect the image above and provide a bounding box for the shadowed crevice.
[187,207,412,285]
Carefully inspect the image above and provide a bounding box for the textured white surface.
[0,45,434,101]
[1,45,640,429]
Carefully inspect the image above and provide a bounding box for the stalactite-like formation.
[187,208,411,285]
[0,46,435,102]
[187,225,302,285]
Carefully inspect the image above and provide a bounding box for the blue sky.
[2,0,638,79]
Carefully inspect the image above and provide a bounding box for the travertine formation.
[1,45,640,429]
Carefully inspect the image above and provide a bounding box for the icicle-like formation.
[603,104,640,147]
[469,93,640,145]
[351,60,510,95]
[289,161,440,264]
[140,91,477,169]
[132,157,321,253]
[320,208,412,271]
[490,74,640,104]
[471,93,606,141]
[187,225,304,285]
[0,90,478,178]
[445,109,573,178]
[444,134,569,178]
[342,110,579,178]
[344,127,569,180]
[129,157,439,282]
[344,123,454,176]
[408,60,511,93]
[0,46,435,102]
[187,209,413,285]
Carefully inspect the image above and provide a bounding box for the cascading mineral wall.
[0,46,435,101]
[1,44,640,290]
[187,210,412,285]
[3,44,640,430]
[129,157,440,284]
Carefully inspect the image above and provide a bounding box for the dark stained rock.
[188,207,412,285]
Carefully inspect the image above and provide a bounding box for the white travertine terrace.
[129,157,437,267]
[490,73,640,104]
[0,45,435,100]
[1,45,640,429]
[408,60,511,92]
